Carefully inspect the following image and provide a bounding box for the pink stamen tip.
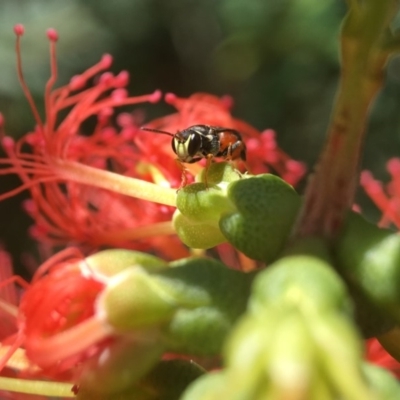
[14,24,25,36]
[69,75,86,91]
[121,127,136,140]
[246,138,259,151]
[165,92,177,104]
[1,136,15,151]
[360,171,382,194]
[99,107,114,118]
[98,109,113,125]
[262,129,276,140]
[46,28,59,42]
[28,225,46,239]
[111,88,128,102]
[22,199,37,215]
[220,95,234,110]
[99,72,113,85]
[100,54,113,69]
[116,112,133,127]
[286,160,306,174]
[387,158,400,175]
[0,112,4,127]
[115,71,129,87]
[149,90,162,103]
[360,171,372,185]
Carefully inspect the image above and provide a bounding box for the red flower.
[361,158,400,228]
[0,247,19,340]
[0,249,112,381]
[0,26,305,271]
[0,26,187,259]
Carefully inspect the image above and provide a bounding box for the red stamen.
[13,24,24,36]
[361,170,400,228]
[14,24,44,132]
[0,113,4,139]
[46,28,58,42]
[149,89,162,103]
[44,28,59,140]
[220,95,234,110]
[114,70,129,87]
[164,92,177,104]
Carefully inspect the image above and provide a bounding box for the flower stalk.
[0,377,75,398]
[296,0,398,238]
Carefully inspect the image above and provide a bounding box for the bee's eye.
[172,132,201,160]
[171,138,176,154]
[187,133,201,156]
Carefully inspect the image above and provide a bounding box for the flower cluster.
[2,21,400,400]
[0,26,306,265]
[0,25,307,382]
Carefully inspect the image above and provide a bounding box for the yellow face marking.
[174,137,191,160]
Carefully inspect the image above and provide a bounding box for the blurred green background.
[1,0,400,274]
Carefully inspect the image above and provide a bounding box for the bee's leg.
[227,160,243,178]
[203,154,214,189]
[242,160,251,175]
[223,145,243,178]
[175,159,188,190]
[227,142,250,177]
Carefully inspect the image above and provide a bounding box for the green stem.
[94,220,176,243]
[295,0,397,238]
[0,377,75,397]
[55,159,177,206]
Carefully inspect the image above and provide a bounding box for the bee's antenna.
[141,127,175,137]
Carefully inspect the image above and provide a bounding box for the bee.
[141,124,247,188]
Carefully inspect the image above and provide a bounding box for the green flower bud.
[176,183,235,223]
[195,161,243,186]
[78,334,205,400]
[173,163,300,262]
[308,312,371,400]
[161,257,255,355]
[78,336,164,398]
[266,311,315,396]
[224,309,280,373]
[250,254,352,316]
[222,309,283,398]
[173,163,238,249]
[97,267,179,331]
[140,359,205,399]
[98,257,254,355]
[86,249,167,277]
[173,210,227,249]
[335,212,400,324]
[220,174,301,262]
[174,165,300,257]
[362,362,400,399]
[181,371,227,400]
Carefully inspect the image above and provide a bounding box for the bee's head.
[141,126,203,163]
[172,129,202,162]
